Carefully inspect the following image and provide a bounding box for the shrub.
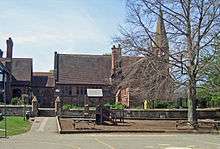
[154,100,176,109]
[104,102,127,110]
[63,103,80,110]
[11,97,24,105]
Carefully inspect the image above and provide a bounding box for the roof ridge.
[59,53,111,57]
[12,57,33,60]
[58,53,142,58]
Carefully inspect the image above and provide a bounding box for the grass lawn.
[0,116,32,136]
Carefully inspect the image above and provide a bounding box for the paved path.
[30,117,57,134]
[0,117,220,149]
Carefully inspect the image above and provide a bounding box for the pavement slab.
[0,117,220,149]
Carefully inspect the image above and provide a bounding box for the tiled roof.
[57,54,111,85]
[11,58,32,82]
[32,72,55,87]
[56,54,140,85]
[0,58,33,82]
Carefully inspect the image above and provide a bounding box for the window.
[60,86,64,94]
[103,89,111,97]
[61,89,64,94]
[68,86,72,95]
[72,87,76,95]
[76,87,79,95]
[80,87,84,95]
[84,87,87,95]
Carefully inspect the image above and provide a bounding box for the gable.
[11,58,32,82]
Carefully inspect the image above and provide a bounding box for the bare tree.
[115,0,220,125]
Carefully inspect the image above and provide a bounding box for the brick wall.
[57,84,113,106]
[116,88,129,107]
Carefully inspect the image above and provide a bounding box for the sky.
[0,0,126,71]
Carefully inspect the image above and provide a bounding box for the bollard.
[55,96,61,116]
[32,96,38,117]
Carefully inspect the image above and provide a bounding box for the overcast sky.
[0,0,126,71]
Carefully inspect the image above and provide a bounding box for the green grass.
[0,116,31,136]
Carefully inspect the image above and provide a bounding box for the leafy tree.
[198,40,220,106]
[115,0,220,125]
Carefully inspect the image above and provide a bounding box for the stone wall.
[62,109,90,117]
[38,108,55,117]
[0,105,219,119]
[0,105,32,116]
[61,108,220,120]
[121,108,220,119]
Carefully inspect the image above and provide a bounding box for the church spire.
[153,7,169,56]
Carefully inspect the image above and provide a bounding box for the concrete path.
[30,117,57,134]
[0,117,220,149]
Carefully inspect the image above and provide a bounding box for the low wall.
[0,105,32,116]
[1,105,219,119]
[122,108,220,119]
[38,108,55,117]
[62,109,90,117]
[62,108,220,120]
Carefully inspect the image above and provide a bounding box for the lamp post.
[22,94,28,121]
[55,88,61,106]
[0,61,11,138]
[55,89,60,99]
[55,89,61,116]
[1,72,7,138]
[28,87,32,105]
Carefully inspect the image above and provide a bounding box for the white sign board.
[87,89,103,97]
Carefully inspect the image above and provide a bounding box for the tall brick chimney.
[0,49,3,58]
[5,37,13,104]
[6,37,13,59]
[111,44,122,75]
[54,51,59,82]
[110,44,123,88]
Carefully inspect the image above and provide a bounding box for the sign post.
[87,89,103,124]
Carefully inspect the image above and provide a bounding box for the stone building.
[0,38,33,104]
[53,47,139,106]
[52,9,172,108]
[32,72,55,107]
[0,38,55,107]
[53,52,112,106]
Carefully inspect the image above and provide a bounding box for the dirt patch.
[59,118,177,132]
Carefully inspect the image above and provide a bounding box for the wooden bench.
[72,118,96,129]
[176,120,220,130]
[198,120,219,130]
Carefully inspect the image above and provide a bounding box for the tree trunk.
[187,75,197,125]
